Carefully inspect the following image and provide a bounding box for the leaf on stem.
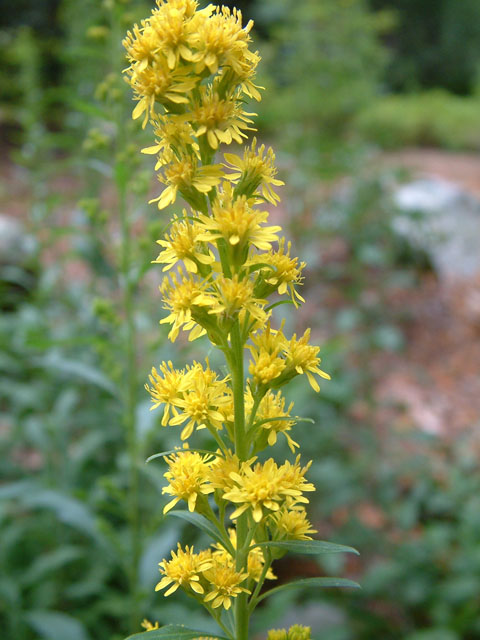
[252,539,359,556]
[254,577,361,605]
[125,624,229,640]
[146,449,223,463]
[167,510,232,552]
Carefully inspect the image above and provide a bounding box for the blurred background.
[1,1,480,639]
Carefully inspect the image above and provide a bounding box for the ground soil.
[2,147,479,438]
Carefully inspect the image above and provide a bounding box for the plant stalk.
[112,5,141,629]
[230,320,249,640]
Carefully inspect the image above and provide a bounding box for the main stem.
[118,165,141,630]
[230,321,249,640]
[112,10,140,629]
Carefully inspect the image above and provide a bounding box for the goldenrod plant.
[122,2,359,638]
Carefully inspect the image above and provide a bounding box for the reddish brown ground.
[375,272,480,437]
[2,148,480,437]
[371,149,480,437]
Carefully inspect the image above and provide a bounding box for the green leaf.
[23,489,101,540]
[253,539,359,556]
[22,546,84,586]
[254,416,314,428]
[255,577,360,604]
[125,624,229,640]
[66,97,110,120]
[26,610,91,640]
[146,449,221,463]
[168,511,232,552]
[33,353,118,397]
[265,299,295,312]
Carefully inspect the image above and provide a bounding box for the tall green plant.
[122,2,359,638]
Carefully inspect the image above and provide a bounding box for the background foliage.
[1,0,480,639]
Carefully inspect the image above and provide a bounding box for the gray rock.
[0,215,37,265]
[393,178,480,279]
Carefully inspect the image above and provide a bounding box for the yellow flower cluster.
[124,1,334,636]
[158,446,317,535]
[155,542,251,611]
[267,625,312,640]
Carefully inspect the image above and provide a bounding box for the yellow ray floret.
[153,213,215,273]
[267,625,312,640]
[142,115,199,168]
[127,57,198,127]
[208,274,269,328]
[250,389,298,452]
[252,239,306,306]
[150,155,223,210]
[145,360,193,424]
[203,557,250,610]
[212,529,276,582]
[223,457,315,523]
[162,447,215,513]
[190,6,255,76]
[223,137,284,204]
[156,544,212,596]
[159,268,212,341]
[169,361,231,439]
[197,182,281,253]
[270,507,317,541]
[248,325,286,387]
[191,86,255,149]
[282,329,331,392]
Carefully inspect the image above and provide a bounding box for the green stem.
[248,549,272,613]
[112,7,140,630]
[229,321,249,640]
[118,154,141,630]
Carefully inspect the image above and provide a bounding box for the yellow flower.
[156,544,212,596]
[208,274,268,329]
[248,326,286,387]
[203,557,249,610]
[148,0,201,69]
[162,448,215,513]
[212,529,276,582]
[142,114,199,168]
[254,240,306,307]
[150,155,223,210]
[153,213,215,273]
[282,329,331,392]
[224,137,284,204]
[279,456,316,503]
[267,626,311,640]
[169,361,231,439]
[145,361,192,425]
[223,457,315,522]
[207,450,245,493]
[254,390,298,452]
[223,457,311,523]
[190,86,255,149]
[159,268,212,341]
[222,52,263,102]
[224,459,285,522]
[127,57,198,127]
[198,182,281,254]
[141,619,159,632]
[190,6,255,76]
[270,507,317,541]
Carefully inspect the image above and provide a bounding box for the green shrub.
[356,90,480,150]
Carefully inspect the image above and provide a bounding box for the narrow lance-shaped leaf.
[252,539,359,556]
[254,577,361,605]
[167,510,234,554]
[125,624,229,640]
[146,449,222,464]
